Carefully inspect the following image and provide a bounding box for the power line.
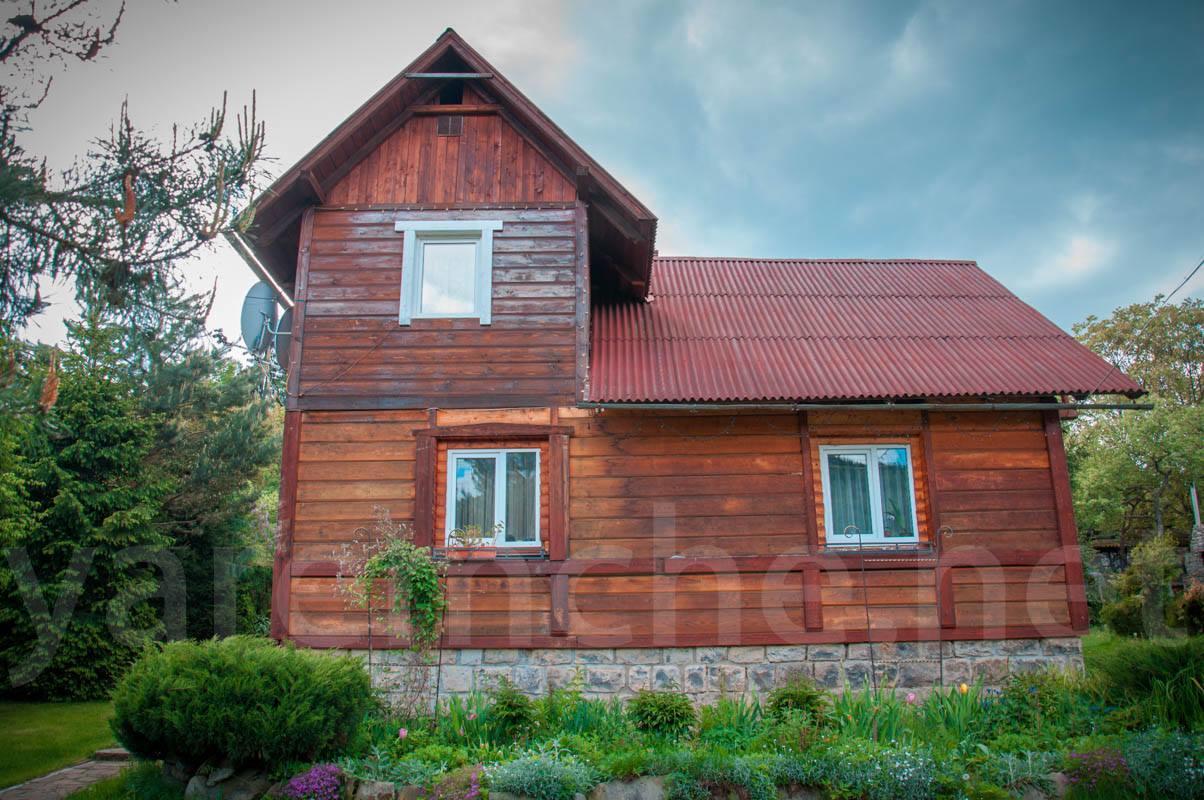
[1163,255,1204,304]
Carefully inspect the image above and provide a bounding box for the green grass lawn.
[0,701,116,789]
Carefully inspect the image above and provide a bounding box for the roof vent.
[437,115,463,136]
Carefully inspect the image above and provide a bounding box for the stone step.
[92,748,130,762]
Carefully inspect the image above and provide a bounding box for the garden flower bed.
[94,634,1204,800]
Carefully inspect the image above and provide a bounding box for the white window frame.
[395,220,503,325]
[818,443,921,545]
[445,447,541,548]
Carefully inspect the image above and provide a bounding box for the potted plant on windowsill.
[446,524,500,560]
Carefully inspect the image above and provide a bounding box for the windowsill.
[820,542,934,554]
[435,548,547,561]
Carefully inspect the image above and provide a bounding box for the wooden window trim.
[395,219,503,325]
[415,423,570,560]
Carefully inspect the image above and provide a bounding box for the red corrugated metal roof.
[590,257,1144,403]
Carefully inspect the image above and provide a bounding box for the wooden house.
[232,30,1144,697]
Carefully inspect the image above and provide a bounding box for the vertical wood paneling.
[327,113,575,206]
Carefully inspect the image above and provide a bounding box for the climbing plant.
[342,508,446,650]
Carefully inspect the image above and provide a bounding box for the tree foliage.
[0,0,266,333]
[1072,296,1203,406]
[1068,297,1203,544]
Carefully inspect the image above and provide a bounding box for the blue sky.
[22,0,1204,344]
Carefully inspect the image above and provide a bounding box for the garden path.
[0,752,127,800]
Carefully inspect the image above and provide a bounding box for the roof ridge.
[595,334,1078,341]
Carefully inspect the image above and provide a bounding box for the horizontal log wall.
[295,207,579,410]
[281,407,1082,648]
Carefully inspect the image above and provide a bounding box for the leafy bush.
[765,675,828,722]
[967,750,1058,798]
[974,669,1099,748]
[597,746,691,780]
[666,751,776,800]
[1121,730,1204,800]
[340,746,447,787]
[111,636,372,769]
[767,740,937,800]
[627,690,696,739]
[1172,583,1204,635]
[487,753,597,800]
[750,708,822,753]
[488,677,536,740]
[429,765,484,800]
[547,696,631,742]
[1102,595,1146,637]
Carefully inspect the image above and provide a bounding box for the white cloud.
[1025,234,1116,289]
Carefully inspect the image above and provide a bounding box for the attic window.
[438,81,465,105]
[437,115,463,136]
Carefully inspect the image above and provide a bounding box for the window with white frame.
[395,220,503,325]
[445,448,540,547]
[819,444,920,545]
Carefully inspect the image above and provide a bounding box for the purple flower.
[467,712,478,721]
[398,727,409,740]
[283,764,342,800]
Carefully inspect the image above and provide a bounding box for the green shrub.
[429,765,484,800]
[750,708,821,753]
[1171,583,1204,635]
[488,677,535,740]
[1087,637,1204,730]
[1121,729,1204,799]
[406,743,470,768]
[627,690,695,739]
[698,696,761,748]
[1063,748,1133,800]
[487,753,596,800]
[435,692,491,746]
[765,675,828,721]
[340,747,446,788]
[1102,595,1146,637]
[111,636,372,769]
[552,696,631,742]
[666,751,776,800]
[597,745,691,780]
[831,684,912,743]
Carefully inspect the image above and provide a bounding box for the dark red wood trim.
[548,432,569,561]
[284,208,314,411]
[288,623,1079,651]
[292,547,1065,579]
[802,565,824,631]
[416,423,573,439]
[550,573,569,635]
[410,103,502,115]
[1043,410,1090,631]
[920,411,942,544]
[798,411,820,552]
[413,430,436,547]
[937,564,957,628]
[574,200,590,402]
[272,410,302,640]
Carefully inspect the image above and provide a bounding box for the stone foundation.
[351,638,1083,704]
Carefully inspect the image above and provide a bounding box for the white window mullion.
[493,452,506,545]
[866,446,884,540]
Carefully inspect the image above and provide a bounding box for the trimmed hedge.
[111,636,372,768]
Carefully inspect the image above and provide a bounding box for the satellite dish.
[274,308,294,370]
[240,281,278,353]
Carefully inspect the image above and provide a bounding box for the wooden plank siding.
[281,407,1082,647]
[326,107,576,206]
[294,207,578,410]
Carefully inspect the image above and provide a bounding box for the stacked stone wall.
[349,639,1085,704]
